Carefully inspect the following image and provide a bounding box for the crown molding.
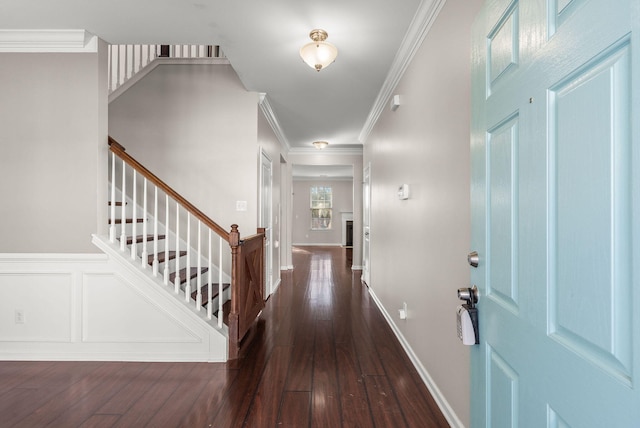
[288,146,363,156]
[0,29,98,52]
[258,93,291,152]
[358,0,447,143]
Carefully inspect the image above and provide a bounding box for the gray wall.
[0,48,108,253]
[292,179,353,245]
[109,63,259,236]
[363,0,483,425]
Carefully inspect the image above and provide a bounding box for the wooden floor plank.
[376,340,449,428]
[336,341,375,427]
[144,363,223,427]
[311,320,342,427]
[243,345,292,427]
[78,414,121,428]
[46,362,149,427]
[365,375,408,428]
[0,361,56,396]
[278,391,311,427]
[95,362,173,415]
[178,367,238,428]
[111,363,195,428]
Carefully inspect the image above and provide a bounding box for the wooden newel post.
[228,224,240,358]
[229,224,240,314]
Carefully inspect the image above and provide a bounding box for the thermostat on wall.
[398,184,410,200]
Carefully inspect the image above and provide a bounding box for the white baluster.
[164,194,169,285]
[109,152,116,243]
[196,221,202,310]
[207,229,212,320]
[123,45,130,84]
[131,171,137,260]
[185,214,191,302]
[174,203,181,294]
[141,178,148,269]
[136,44,142,74]
[119,159,127,251]
[218,235,224,328]
[152,186,159,276]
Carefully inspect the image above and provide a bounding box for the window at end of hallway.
[310,186,332,230]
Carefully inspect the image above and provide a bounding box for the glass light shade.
[312,141,329,149]
[300,41,337,71]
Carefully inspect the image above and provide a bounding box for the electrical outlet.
[15,310,25,324]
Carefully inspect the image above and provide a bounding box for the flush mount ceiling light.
[312,140,329,149]
[300,29,338,72]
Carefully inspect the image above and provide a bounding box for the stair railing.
[108,44,224,95]
[108,137,264,356]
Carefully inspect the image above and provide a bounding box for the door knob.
[467,251,479,268]
[458,285,479,306]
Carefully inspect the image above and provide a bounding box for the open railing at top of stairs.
[108,44,225,95]
[108,137,264,358]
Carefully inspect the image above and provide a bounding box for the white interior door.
[470,0,639,426]
[362,164,371,285]
[260,151,273,297]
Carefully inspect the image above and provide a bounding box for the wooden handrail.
[108,136,230,242]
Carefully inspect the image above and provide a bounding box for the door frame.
[259,149,273,298]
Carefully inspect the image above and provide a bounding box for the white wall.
[0,47,108,253]
[292,179,353,245]
[363,0,483,426]
[109,63,259,237]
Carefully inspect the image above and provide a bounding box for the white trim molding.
[259,93,291,153]
[358,0,447,143]
[367,286,465,428]
[0,30,98,52]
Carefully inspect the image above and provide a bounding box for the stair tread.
[122,234,166,245]
[191,283,231,303]
[109,218,145,224]
[148,250,188,265]
[169,267,208,284]
[214,300,232,325]
[108,201,127,206]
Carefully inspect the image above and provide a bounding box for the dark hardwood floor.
[0,246,449,427]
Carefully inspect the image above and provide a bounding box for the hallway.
[0,246,448,427]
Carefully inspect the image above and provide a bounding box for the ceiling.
[2,0,441,157]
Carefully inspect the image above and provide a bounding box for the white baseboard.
[351,265,363,270]
[292,243,343,247]
[367,287,465,428]
[271,278,282,294]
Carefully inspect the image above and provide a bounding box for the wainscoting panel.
[0,253,227,361]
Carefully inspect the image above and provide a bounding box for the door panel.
[471,0,638,426]
[549,40,633,382]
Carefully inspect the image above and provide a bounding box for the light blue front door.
[470,0,639,426]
